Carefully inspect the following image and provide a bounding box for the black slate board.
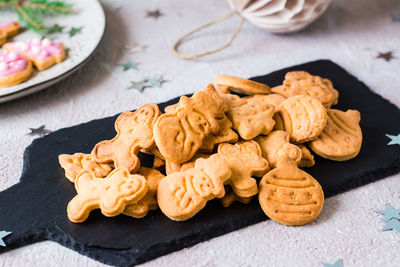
[1,60,400,266]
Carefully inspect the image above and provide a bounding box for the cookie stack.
[0,21,66,87]
[59,71,362,226]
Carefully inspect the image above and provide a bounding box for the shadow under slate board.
[1,60,400,266]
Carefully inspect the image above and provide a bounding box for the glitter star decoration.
[119,61,140,71]
[382,218,400,233]
[125,44,148,54]
[0,231,11,247]
[27,125,52,138]
[386,133,400,146]
[127,75,168,92]
[146,9,164,19]
[321,259,343,267]
[69,26,83,37]
[377,51,394,62]
[376,204,400,222]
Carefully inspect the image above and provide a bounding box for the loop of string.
[173,11,245,59]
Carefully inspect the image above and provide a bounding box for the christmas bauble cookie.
[0,50,33,87]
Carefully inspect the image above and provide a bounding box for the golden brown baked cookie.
[271,71,339,108]
[225,94,275,140]
[157,154,231,221]
[0,22,20,38]
[255,130,301,169]
[123,167,165,218]
[219,186,252,208]
[154,85,226,164]
[243,94,286,109]
[58,153,112,182]
[199,115,238,152]
[259,145,324,226]
[152,155,165,171]
[165,153,211,175]
[309,109,362,161]
[0,50,33,87]
[297,144,315,167]
[278,95,327,143]
[218,141,269,197]
[67,168,148,223]
[216,75,271,95]
[92,103,160,173]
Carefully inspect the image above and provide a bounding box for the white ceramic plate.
[0,0,106,103]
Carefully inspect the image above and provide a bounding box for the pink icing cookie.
[3,38,65,70]
[0,50,33,87]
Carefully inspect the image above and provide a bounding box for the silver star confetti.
[27,125,52,138]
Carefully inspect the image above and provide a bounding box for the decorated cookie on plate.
[0,21,21,45]
[0,50,33,87]
[3,38,65,70]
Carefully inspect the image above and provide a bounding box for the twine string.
[173,11,245,59]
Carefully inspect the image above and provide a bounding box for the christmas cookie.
[259,144,324,226]
[278,95,327,143]
[272,71,339,108]
[219,186,252,208]
[297,144,315,167]
[216,75,271,95]
[158,154,231,221]
[92,103,161,173]
[67,168,148,223]
[58,153,112,182]
[3,38,65,70]
[0,50,33,87]
[0,22,20,38]
[309,109,362,161]
[123,167,165,218]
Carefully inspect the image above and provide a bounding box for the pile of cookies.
[59,71,362,226]
[0,21,66,87]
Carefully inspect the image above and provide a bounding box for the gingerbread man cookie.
[4,38,65,70]
[0,50,33,87]
[278,95,327,143]
[58,153,112,182]
[67,168,148,223]
[218,141,269,197]
[157,154,231,221]
[123,167,165,218]
[225,95,276,140]
[92,103,161,173]
[154,85,226,164]
[216,75,271,95]
[272,71,339,108]
[309,109,362,161]
[259,145,324,226]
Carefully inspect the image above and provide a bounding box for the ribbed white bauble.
[228,0,332,33]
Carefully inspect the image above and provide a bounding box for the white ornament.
[0,62,8,71]
[228,0,332,33]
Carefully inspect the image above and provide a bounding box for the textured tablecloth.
[1,0,400,266]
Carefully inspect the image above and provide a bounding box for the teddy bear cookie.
[0,22,20,45]
[272,71,339,108]
[216,75,271,95]
[218,141,269,197]
[154,85,226,164]
[224,94,276,140]
[3,38,65,70]
[278,95,327,143]
[123,167,165,218]
[259,144,324,226]
[158,154,231,221]
[0,50,33,87]
[309,109,362,161]
[67,168,148,223]
[92,103,161,173]
[58,153,113,182]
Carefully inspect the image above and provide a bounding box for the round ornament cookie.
[278,95,327,143]
[0,50,33,87]
[309,109,362,161]
[272,71,339,108]
[216,75,271,95]
[259,145,324,226]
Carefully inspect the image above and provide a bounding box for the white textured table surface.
[1,0,400,266]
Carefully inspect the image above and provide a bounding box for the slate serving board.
[1,60,400,267]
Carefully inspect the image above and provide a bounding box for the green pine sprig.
[0,0,73,36]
